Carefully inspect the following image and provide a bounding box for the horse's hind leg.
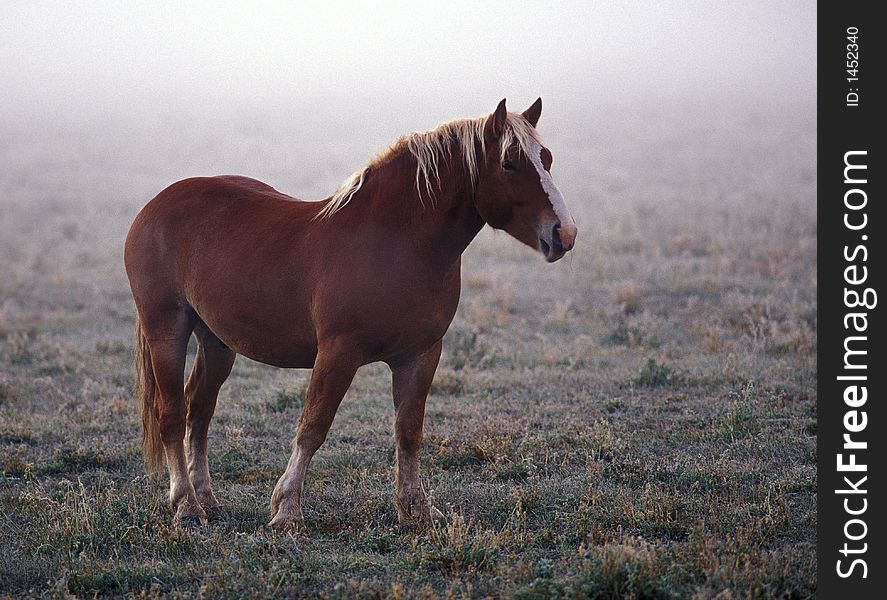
[390,340,444,526]
[269,340,361,528]
[185,321,236,508]
[142,307,206,523]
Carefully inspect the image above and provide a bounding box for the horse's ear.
[487,98,508,140]
[522,97,542,127]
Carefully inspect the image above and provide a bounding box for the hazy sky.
[1,1,816,124]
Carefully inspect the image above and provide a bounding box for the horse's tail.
[134,318,164,473]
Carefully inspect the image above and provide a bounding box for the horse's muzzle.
[540,221,577,262]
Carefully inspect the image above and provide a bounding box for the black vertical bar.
[817,1,884,597]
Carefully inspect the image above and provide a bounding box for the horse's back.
[134,175,318,221]
[213,175,283,194]
[126,175,322,256]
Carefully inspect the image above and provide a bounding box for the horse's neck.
[356,149,485,267]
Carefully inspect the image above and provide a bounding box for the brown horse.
[124,98,577,527]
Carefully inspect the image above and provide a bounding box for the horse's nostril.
[551,224,564,253]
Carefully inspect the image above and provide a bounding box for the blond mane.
[315,112,543,219]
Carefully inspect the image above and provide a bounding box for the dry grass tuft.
[612,281,646,315]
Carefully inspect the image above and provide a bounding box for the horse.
[124,98,577,528]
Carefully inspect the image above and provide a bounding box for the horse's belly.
[230,332,317,368]
[192,298,318,368]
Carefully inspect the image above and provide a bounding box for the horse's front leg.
[390,340,445,527]
[269,340,360,528]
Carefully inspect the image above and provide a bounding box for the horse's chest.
[321,264,461,361]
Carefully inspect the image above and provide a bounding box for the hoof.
[268,511,305,530]
[396,498,444,528]
[197,490,221,509]
[174,501,207,527]
[268,492,303,529]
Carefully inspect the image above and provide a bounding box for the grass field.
[0,98,816,598]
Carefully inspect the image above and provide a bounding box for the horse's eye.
[502,160,516,172]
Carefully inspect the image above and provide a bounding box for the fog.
[2,1,815,126]
[0,0,816,232]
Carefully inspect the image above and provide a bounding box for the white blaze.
[528,140,575,228]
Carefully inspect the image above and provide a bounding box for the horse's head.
[474,98,577,262]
